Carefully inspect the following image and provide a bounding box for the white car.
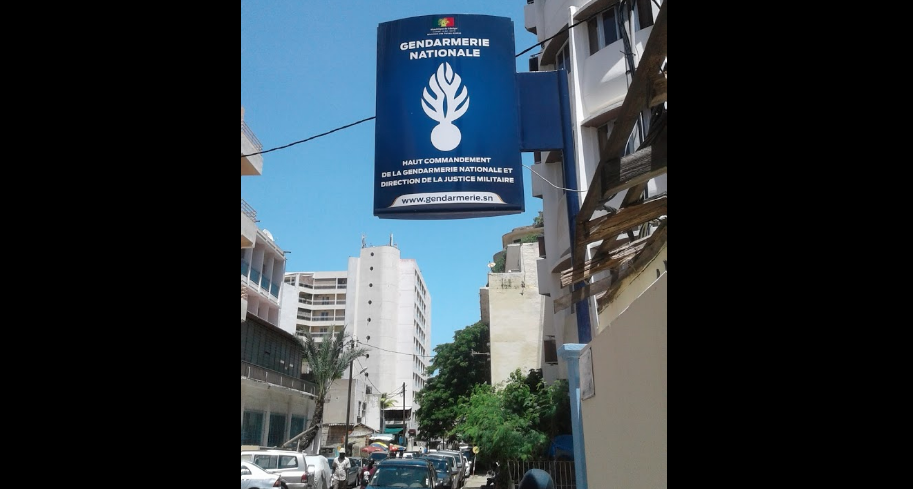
[241,449,332,489]
[242,460,287,489]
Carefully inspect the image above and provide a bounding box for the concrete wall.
[487,243,544,386]
[598,244,667,335]
[581,272,666,488]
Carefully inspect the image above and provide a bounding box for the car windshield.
[431,459,449,471]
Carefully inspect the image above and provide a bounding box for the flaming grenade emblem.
[422,62,469,152]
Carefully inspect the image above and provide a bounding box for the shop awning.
[383,428,403,434]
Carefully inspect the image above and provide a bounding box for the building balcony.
[241,360,317,397]
[523,0,538,34]
[241,120,264,176]
[241,199,258,248]
[241,260,281,299]
[294,316,346,327]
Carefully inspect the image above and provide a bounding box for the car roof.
[425,452,458,460]
[241,449,299,454]
[378,458,432,467]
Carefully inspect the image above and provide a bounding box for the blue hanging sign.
[374,14,524,219]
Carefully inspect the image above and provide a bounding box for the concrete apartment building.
[520,1,668,487]
[241,106,318,449]
[481,223,555,386]
[280,241,431,452]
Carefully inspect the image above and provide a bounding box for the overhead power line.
[241,7,612,159]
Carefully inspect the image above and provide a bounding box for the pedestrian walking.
[331,449,351,489]
[359,459,376,488]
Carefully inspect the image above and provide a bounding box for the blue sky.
[241,1,542,351]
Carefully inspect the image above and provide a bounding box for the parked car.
[367,458,438,488]
[436,451,465,470]
[434,451,467,485]
[330,454,365,488]
[347,457,366,487]
[425,450,466,488]
[424,456,458,489]
[422,453,462,489]
[242,460,288,489]
[241,449,332,489]
[459,450,473,477]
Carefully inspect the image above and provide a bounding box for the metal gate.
[505,460,576,489]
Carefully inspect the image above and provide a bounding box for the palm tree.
[378,392,397,435]
[282,327,368,451]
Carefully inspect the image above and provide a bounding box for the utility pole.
[344,336,356,452]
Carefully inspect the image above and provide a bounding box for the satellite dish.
[262,229,274,240]
[487,262,496,268]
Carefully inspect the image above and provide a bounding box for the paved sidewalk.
[462,474,489,488]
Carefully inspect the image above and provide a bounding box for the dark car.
[347,457,366,487]
[368,458,438,488]
[424,456,458,489]
[423,453,463,488]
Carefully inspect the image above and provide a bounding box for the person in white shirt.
[331,449,351,489]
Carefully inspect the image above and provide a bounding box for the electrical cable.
[514,3,614,58]
[241,5,614,159]
[363,342,434,358]
[241,116,375,158]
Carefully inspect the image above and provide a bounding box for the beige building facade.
[482,238,553,386]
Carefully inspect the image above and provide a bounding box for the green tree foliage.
[457,372,548,465]
[379,392,397,409]
[376,391,397,436]
[415,321,490,442]
[454,368,572,485]
[490,253,506,273]
[283,328,368,450]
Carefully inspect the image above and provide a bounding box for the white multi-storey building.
[280,271,348,339]
[280,241,431,451]
[523,0,666,374]
[241,105,317,450]
[522,1,667,487]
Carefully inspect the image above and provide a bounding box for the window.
[598,118,644,159]
[254,454,277,469]
[279,455,298,469]
[290,416,306,440]
[555,41,571,74]
[635,0,654,29]
[241,411,264,445]
[588,6,619,55]
[544,339,558,364]
[268,413,286,447]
